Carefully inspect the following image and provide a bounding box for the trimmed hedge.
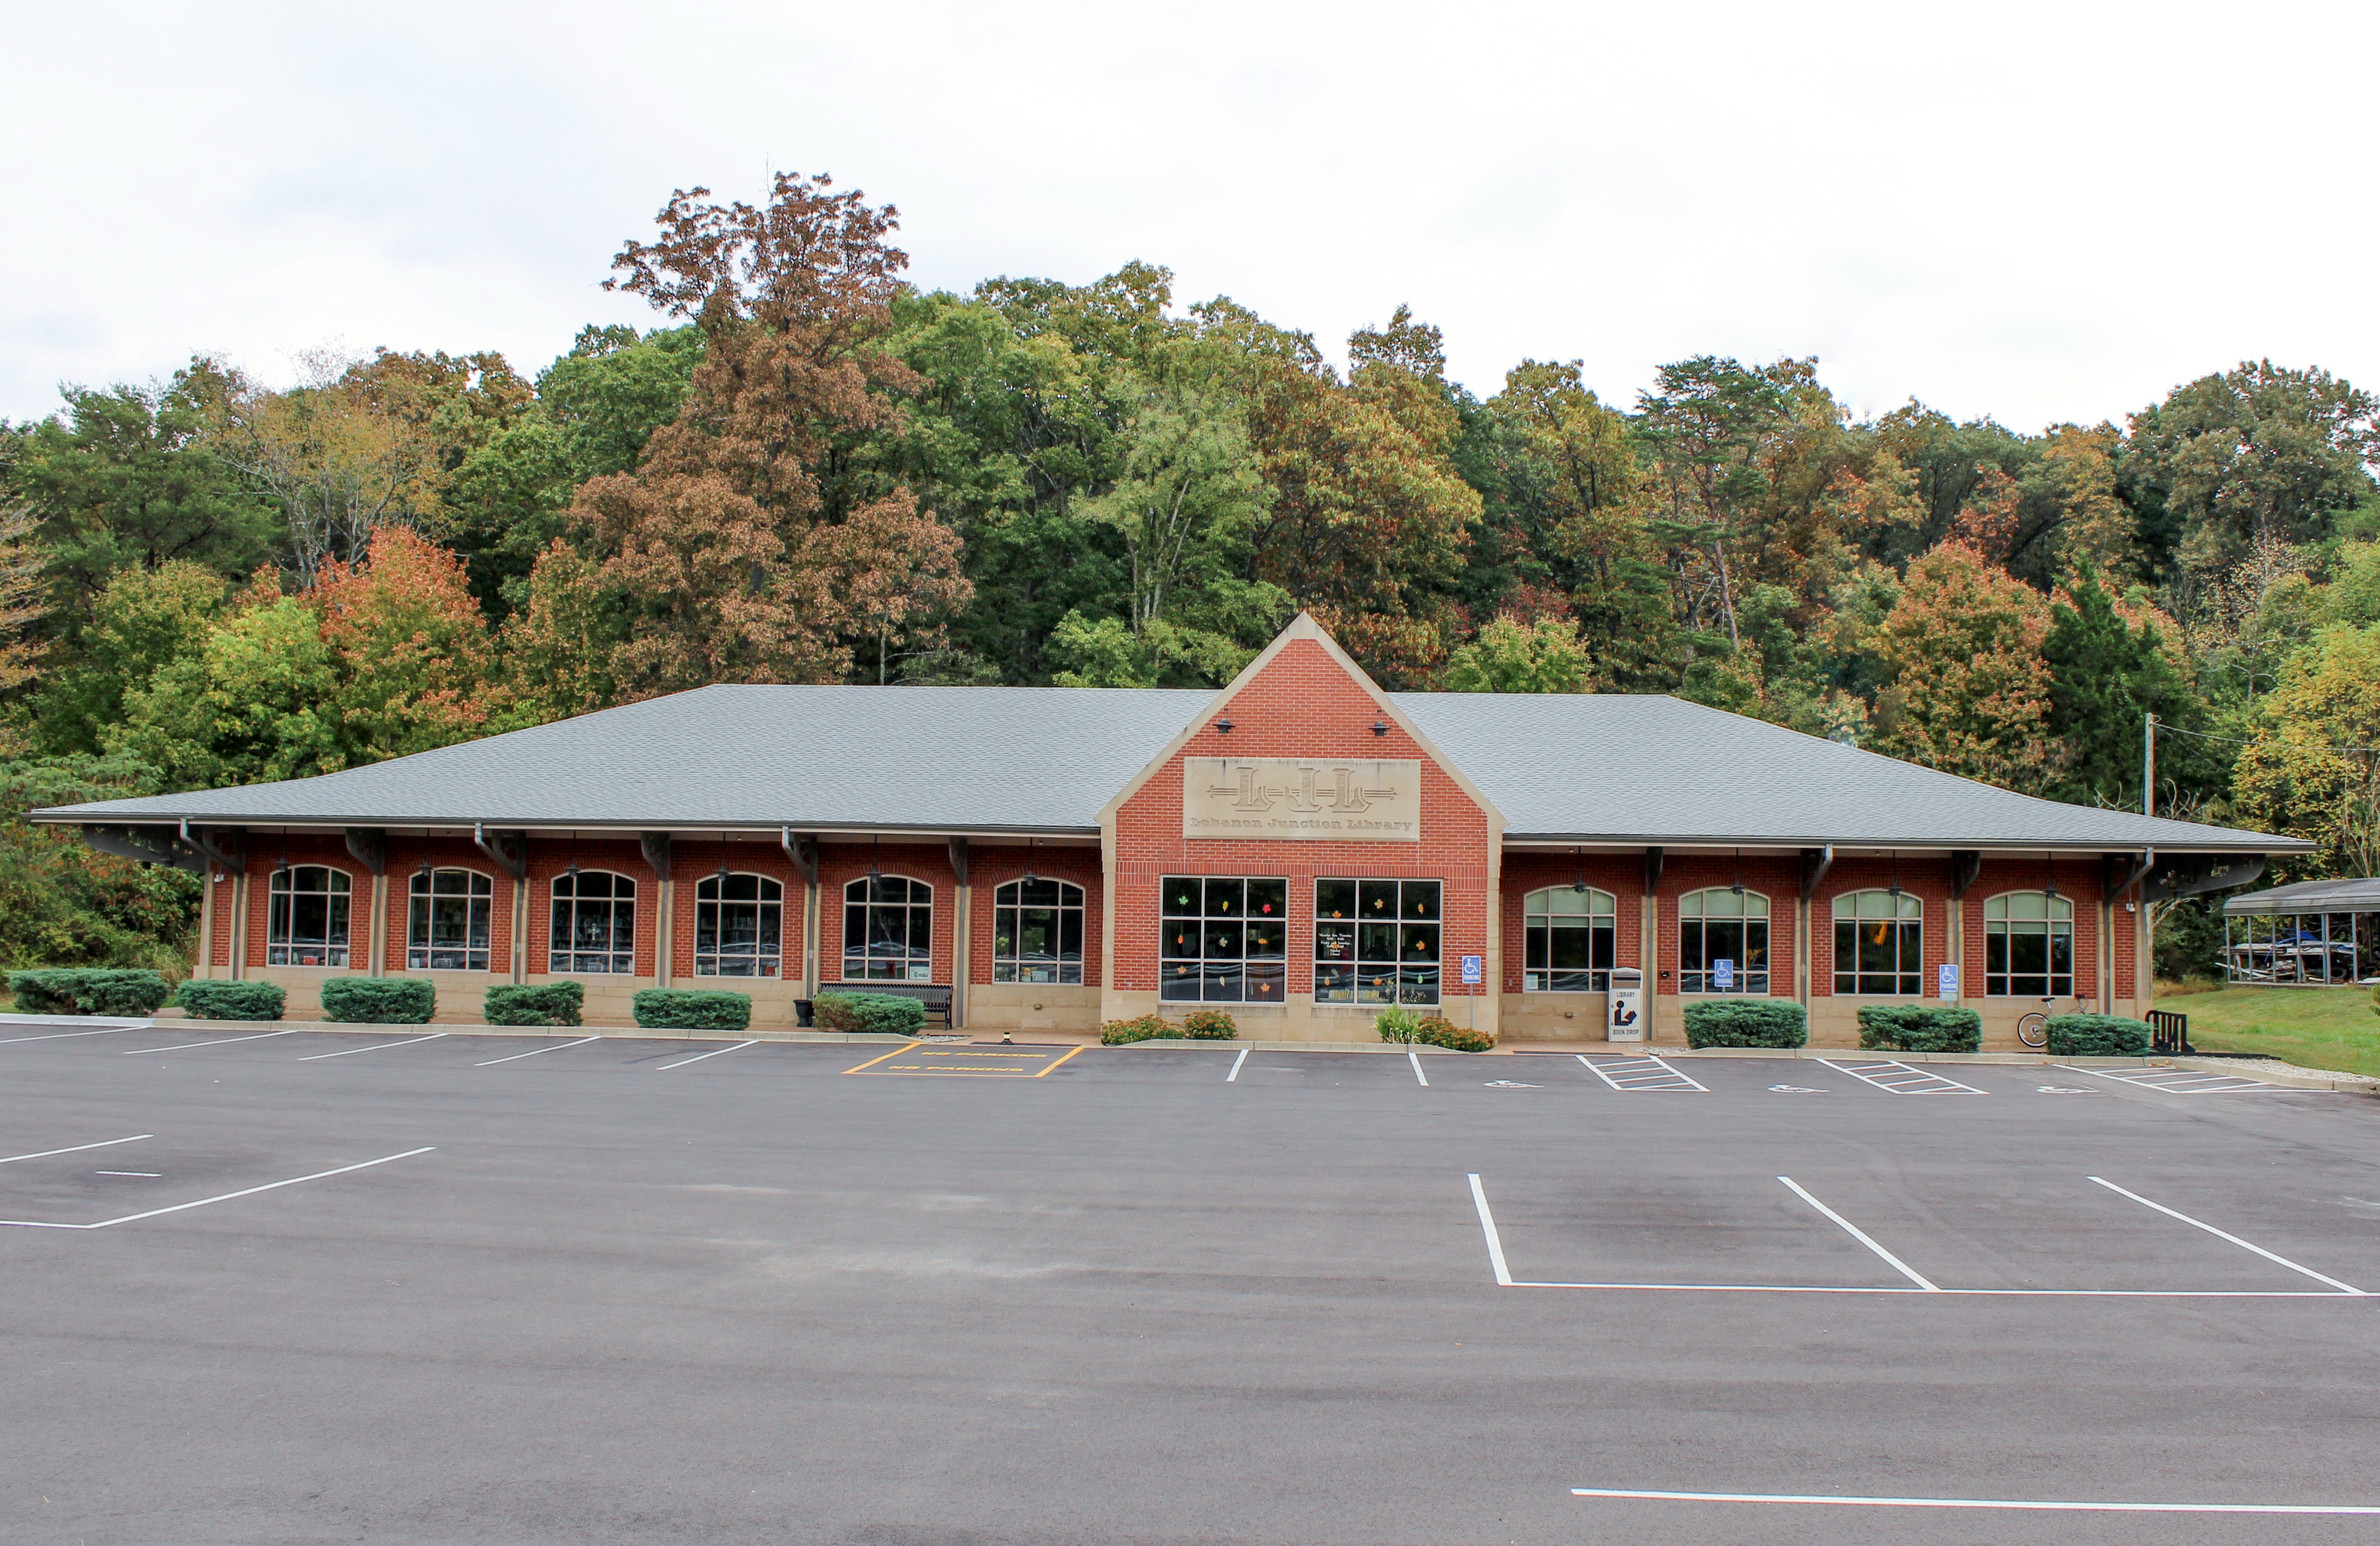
[172,980,287,1021]
[634,987,752,1032]
[484,982,584,1027]
[8,968,174,1016]
[1377,1006,1495,1051]
[812,991,924,1036]
[320,977,436,1024]
[2046,1013,2151,1057]
[1857,1004,1982,1054]
[1683,998,1808,1048]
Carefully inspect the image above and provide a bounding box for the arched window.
[551,871,636,975]
[408,868,493,971]
[843,875,930,981]
[994,878,1083,984]
[697,873,782,977]
[1833,890,1923,995]
[1522,885,1616,992]
[1679,888,1769,994]
[267,865,351,967]
[1985,892,2073,997]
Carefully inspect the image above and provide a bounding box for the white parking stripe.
[0,1147,436,1230]
[297,1033,449,1061]
[1225,1047,1248,1082]
[1408,1051,1429,1087]
[0,1026,136,1046]
[656,1041,755,1070]
[1777,1175,1941,1290]
[475,1035,603,1067]
[124,1028,302,1055]
[1819,1058,1985,1095]
[1578,1054,1706,1092]
[1465,1171,2360,1296]
[0,1135,151,1166]
[1571,1487,2380,1515]
[2089,1176,2365,1294]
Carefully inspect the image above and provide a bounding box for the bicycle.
[2016,1008,2050,1048]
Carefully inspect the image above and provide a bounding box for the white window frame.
[1522,885,1616,992]
[1984,890,2074,997]
[551,870,637,975]
[698,872,784,978]
[1832,889,1923,996]
[408,868,494,972]
[841,874,929,981]
[993,878,1085,985]
[267,864,352,967]
[1679,888,1770,995]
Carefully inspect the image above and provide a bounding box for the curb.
[102,1019,912,1045]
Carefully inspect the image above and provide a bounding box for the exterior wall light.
[1213,717,1233,734]
[1371,719,1388,737]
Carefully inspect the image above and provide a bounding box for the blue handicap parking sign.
[1459,954,1483,985]
[1713,959,1735,990]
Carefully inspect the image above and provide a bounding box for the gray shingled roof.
[35,683,2302,853]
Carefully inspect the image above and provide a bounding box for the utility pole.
[2143,713,2156,819]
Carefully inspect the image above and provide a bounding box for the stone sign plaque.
[1181,758,1420,841]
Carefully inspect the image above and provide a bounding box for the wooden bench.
[797,983,954,1030]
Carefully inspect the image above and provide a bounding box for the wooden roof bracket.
[1798,846,1834,902]
[780,827,818,886]
[1949,850,1982,901]
[472,822,528,882]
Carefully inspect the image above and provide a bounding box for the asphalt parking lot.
[6,1025,2380,1545]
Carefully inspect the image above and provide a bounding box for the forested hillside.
[5,172,2376,976]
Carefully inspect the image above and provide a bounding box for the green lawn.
[2153,985,2380,1076]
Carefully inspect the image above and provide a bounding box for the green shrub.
[7,968,174,1016]
[172,980,286,1021]
[484,982,584,1027]
[634,988,752,1032]
[811,991,923,1036]
[1101,1014,1183,1045]
[1375,1006,1424,1043]
[1683,998,1808,1048]
[320,977,436,1024]
[1181,1008,1237,1040]
[2046,1013,2151,1057]
[1856,1004,1982,1054]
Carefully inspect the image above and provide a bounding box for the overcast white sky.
[4,1,2371,431]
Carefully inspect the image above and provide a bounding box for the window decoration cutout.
[1832,889,1923,995]
[267,865,351,967]
[1315,879,1441,1006]
[408,868,493,971]
[1985,891,2073,997]
[1679,888,1769,994]
[1162,877,1287,1003]
[551,871,636,975]
[842,874,926,981]
[1522,885,1615,992]
[994,878,1084,985]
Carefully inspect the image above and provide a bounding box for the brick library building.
[42,615,2295,1047]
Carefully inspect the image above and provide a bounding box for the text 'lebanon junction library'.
[40,614,2291,1046]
